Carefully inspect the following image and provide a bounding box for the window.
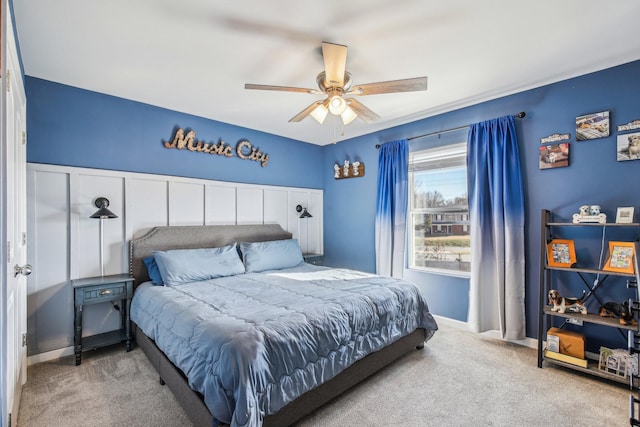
[408,142,470,275]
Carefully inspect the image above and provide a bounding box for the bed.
[129,224,437,427]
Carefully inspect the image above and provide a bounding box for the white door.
[3,11,29,425]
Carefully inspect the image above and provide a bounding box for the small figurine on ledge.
[572,204,607,224]
[352,161,360,176]
[548,289,588,314]
[343,160,350,177]
[334,163,340,179]
[599,301,637,325]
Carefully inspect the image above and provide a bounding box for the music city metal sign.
[163,128,269,167]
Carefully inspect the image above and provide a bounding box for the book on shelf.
[544,349,588,368]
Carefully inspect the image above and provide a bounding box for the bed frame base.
[134,323,426,427]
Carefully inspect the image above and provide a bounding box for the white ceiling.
[13,1,640,146]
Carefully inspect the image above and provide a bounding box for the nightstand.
[303,253,324,266]
[72,274,133,365]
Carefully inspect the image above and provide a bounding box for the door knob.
[14,264,32,277]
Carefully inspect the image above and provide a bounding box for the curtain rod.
[375,111,526,149]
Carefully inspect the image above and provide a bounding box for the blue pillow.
[143,256,164,286]
[240,239,304,273]
[152,244,245,286]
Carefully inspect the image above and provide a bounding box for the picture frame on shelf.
[615,206,635,224]
[546,239,576,268]
[603,241,635,274]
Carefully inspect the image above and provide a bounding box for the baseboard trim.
[27,345,74,366]
[432,314,538,350]
[432,314,469,330]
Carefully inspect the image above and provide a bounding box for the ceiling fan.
[244,42,428,125]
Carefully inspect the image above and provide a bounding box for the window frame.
[407,142,471,278]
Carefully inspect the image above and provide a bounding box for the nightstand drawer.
[81,283,127,303]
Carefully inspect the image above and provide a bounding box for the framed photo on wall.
[603,241,635,274]
[539,143,569,170]
[576,111,610,141]
[616,132,640,162]
[546,239,576,267]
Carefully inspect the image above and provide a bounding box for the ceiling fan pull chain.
[333,114,337,144]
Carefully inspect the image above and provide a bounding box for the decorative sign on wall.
[334,159,365,179]
[540,133,571,144]
[617,120,640,132]
[163,128,269,167]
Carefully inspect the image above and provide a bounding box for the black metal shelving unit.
[537,209,640,391]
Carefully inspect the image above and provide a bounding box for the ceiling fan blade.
[347,76,428,96]
[321,42,348,87]
[245,83,319,94]
[289,101,325,122]
[346,98,381,123]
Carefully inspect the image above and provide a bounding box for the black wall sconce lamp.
[90,197,118,276]
[296,205,312,219]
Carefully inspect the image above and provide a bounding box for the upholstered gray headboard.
[129,224,293,287]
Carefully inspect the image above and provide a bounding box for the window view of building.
[409,143,470,274]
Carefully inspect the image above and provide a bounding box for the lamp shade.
[296,204,312,218]
[310,103,329,124]
[328,95,346,115]
[90,197,118,219]
[341,106,357,125]
[300,208,312,218]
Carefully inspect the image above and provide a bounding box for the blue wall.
[26,59,640,341]
[323,59,640,341]
[26,77,323,189]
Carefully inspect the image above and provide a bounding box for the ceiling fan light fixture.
[341,106,358,125]
[328,95,346,115]
[310,103,329,124]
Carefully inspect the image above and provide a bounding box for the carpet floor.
[17,320,631,426]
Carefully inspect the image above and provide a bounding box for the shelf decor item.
[598,347,638,379]
[544,349,588,368]
[547,327,585,358]
[572,204,607,224]
[603,241,636,274]
[546,239,576,267]
[615,206,635,224]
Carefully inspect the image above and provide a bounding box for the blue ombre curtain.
[467,116,525,340]
[375,139,408,277]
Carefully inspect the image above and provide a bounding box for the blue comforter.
[130,264,437,427]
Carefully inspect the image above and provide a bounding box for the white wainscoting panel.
[169,181,205,226]
[27,170,71,353]
[264,189,288,227]
[236,187,264,224]
[307,191,324,255]
[206,185,236,225]
[26,163,323,357]
[74,173,126,279]
[127,178,169,240]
